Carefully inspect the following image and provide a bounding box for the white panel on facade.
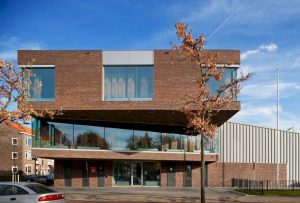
[249,125,253,163]
[103,51,154,65]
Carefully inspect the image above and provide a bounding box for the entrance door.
[82,161,89,187]
[132,162,142,186]
[167,164,175,186]
[97,161,105,187]
[64,161,72,187]
[184,164,192,187]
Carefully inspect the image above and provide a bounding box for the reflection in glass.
[29,68,55,100]
[162,133,184,151]
[74,125,107,149]
[184,164,192,187]
[132,163,142,186]
[33,118,216,153]
[40,121,73,148]
[208,67,237,100]
[143,162,160,186]
[134,131,161,151]
[106,128,133,150]
[113,162,131,186]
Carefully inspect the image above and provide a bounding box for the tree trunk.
[201,134,205,203]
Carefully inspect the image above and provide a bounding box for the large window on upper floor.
[28,67,55,101]
[104,66,153,101]
[207,67,237,100]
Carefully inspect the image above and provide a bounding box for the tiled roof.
[5,120,31,135]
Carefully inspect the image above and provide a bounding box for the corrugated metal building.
[217,122,300,182]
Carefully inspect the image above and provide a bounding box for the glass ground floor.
[54,159,208,188]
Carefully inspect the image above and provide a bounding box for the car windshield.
[25,184,56,194]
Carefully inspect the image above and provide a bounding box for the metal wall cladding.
[218,122,300,182]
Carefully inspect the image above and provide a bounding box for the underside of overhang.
[37,102,240,134]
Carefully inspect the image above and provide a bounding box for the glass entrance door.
[132,162,142,186]
[113,161,160,187]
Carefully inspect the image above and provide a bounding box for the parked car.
[24,175,54,186]
[0,182,64,203]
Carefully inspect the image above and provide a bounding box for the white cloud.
[291,56,300,69]
[241,82,300,100]
[241,43,278,61]
[0,36,45,61]
[232,104,300,132]
[259,43,278,52]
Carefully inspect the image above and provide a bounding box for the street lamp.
[32,157,37,182]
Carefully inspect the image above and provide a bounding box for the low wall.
[208,162,287,187]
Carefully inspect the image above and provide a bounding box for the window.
[11,152,18,159]
[26,184,55,194]
[105,128,133,150]
[12,138,18,145]
[0,185,28,196]
[25,151,32,160]
[104,66,153,101]
[25,165,32,173]
[26,137,32,146]
[74,125,106,149]
[11,166,18,173]
[207,67,237,100]
[28,66,55,100]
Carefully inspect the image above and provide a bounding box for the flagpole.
[276,67,280,187]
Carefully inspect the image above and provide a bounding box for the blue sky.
[1,0,300,131]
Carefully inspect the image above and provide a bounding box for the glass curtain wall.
[74,125,106,149]
[134,131,161,151]
[32,119,214,153]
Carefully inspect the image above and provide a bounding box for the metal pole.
[276,68,280,188]
[201,134,205,203]
[33,157,37,182]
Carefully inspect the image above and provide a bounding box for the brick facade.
[0,122,23,177]
[53,160,203,188]
[17,49,246,188]
[207,162,287,187]
[18,50,240,128]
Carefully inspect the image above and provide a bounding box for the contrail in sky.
[208,6,241,39]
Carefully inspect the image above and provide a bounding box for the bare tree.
[0,59,61,125]
[173,22,251,203]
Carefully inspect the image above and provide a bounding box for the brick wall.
[0,123,23,176]
[192,163,201,187]
[72,160,82,187]
[208,162,287,187]
[54,160,64,187]
[18,50,240,114]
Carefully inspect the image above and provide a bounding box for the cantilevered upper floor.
[18,50,240,133]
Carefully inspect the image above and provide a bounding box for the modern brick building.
[18,50,241,187]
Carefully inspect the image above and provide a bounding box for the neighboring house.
[0,121,53,180]
[18,49,241,188]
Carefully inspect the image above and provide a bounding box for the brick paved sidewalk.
[55,187,300,203]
